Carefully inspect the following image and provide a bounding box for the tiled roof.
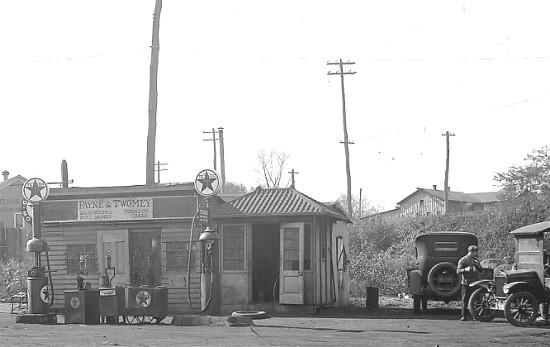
[212,187,350,221]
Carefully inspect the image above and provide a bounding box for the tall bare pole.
[442,130,455,214]
[218,127,226,193]
[146,0,163,185]
[328,59,356,218]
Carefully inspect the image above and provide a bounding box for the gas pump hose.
[44,241,55,307]
[187,210,200,309]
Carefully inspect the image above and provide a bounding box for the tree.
[494,146,550,198]
[223,182,248,195]
[257,150,289,188]
[336,193,379,222]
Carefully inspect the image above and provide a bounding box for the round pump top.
[27,237,46,252]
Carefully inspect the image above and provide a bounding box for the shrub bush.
[0,259,27,300]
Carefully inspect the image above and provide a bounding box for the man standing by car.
[457,245,482,321]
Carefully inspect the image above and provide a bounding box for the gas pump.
[101,250,116,287]
[199,226,217,312]
[99,249,120,324]
[16,178,57,324]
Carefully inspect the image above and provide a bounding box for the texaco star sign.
[194,169,220,197]
[22,178,50,203]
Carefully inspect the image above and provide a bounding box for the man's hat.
[468,245,478,252]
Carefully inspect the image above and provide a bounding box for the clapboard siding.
[43,222,203,313]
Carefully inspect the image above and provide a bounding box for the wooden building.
[363,186,502,220]
[40,183,350,314]
[41,183,217,313]
[211,186,351,313]
[0,172,29,260]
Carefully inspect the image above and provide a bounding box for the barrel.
[366,286,379,309]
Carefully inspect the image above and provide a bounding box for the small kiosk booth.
[211,186,350,314]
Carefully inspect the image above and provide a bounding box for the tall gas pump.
[193,169,221,314]
[16,178,57,324]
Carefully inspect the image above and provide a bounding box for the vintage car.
[468,220,550,327]
[407,232,479,313]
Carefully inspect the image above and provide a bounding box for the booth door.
[279,223,304,304]
[97,230,129,286]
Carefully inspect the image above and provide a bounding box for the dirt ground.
[3,297,550,346]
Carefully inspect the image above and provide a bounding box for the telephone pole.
[203,128,218,171]
[218,127,226,193]
[145,0,163,185]
[288,169,299,188]
[442,131,455,214]
[155,161,168,184]
[328,59,356,218]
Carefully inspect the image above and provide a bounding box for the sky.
[2,0,550,211]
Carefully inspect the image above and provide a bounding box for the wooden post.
[146,0,162,185]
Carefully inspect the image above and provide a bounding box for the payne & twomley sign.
[77,198,153,221]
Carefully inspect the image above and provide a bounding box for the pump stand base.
[16,313,57,324]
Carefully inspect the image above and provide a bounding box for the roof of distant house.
[398,187,502,205]
[0,174,26,192]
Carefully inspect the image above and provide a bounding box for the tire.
[503,291,539,327]
[468,288,496,322]
[413,295,421,313]
[421,298,428,310]
[427,262,460,298]
[231,310,270,320]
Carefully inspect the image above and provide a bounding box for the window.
[165,241,199,272]
[67,245,97,274]
[223,225,245,271]
[434,241,458,252]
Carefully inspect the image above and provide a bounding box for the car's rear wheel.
[503,291,539,327]
[468,287,496,322]
[427,262,460,298]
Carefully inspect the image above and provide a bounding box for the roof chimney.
[433,185,437,190]
[2,170,9,181]
[61,160,69,188]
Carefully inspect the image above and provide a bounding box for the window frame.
[66,244,98,275]
[221,224,247,273]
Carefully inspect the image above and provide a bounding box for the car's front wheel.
[468,287,496,322]
[503,291,539,327]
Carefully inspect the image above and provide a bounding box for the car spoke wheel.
[504,291,539,327]
[468,288,496,322]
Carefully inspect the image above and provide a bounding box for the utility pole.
[359,188,362,218]
[145,0,163,185]
[155,161,168,184]
[218,127,226,194]
[442,131,455,214]
[203,128,218,171]
[288,169,299,188]
[328,59,356,218]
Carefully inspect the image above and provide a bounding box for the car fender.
[504,281,544,298]
[469,279,494,292]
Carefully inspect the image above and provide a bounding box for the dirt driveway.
[2,303,550,346]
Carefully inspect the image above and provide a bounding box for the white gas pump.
[199,226,217,312]
[16,178,57,324]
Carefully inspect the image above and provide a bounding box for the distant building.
[362,185,502,220]
[0,171,29,260]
